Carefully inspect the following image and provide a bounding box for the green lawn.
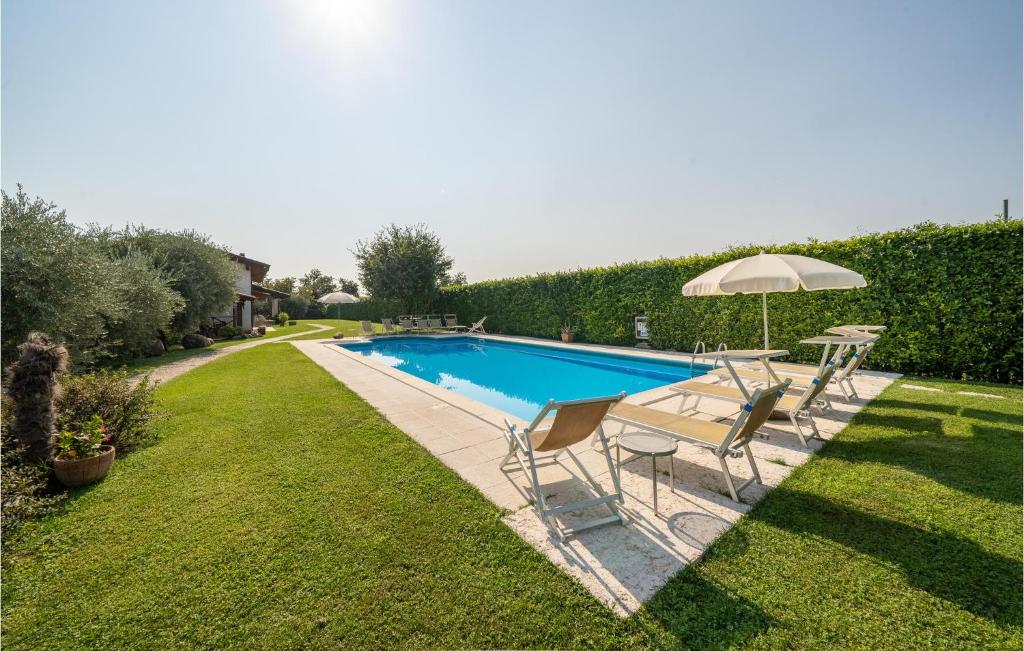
[3,345,1020,648]
[117,322,318,374]
[287,319,382,340]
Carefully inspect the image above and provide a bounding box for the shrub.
[57,370,159,453]
[280,294,309,319]
[276,311,290,325]
[1,398,62,542]
[181,333,213,349]
[440,220,1022,383]
[288,320,297,326]
[217,325,241,339]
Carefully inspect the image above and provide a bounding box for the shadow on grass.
[961,408,1020,426]
[643,562,778,648]
[851,412,946,435]
[750,488,1023,628]
[819,423,1022,505]
[868,398,959,415]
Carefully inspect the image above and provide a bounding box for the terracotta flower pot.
[561,333,574,343]
[53,445,116,488]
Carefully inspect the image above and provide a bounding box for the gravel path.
[135,323,333,385]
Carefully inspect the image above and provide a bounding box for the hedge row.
[347,221,1023,383]
[330,299,405,322]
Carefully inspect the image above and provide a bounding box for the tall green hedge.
[330,299,405,322]
[345,221,1022,383]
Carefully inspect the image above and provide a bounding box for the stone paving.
[293,334,899,616]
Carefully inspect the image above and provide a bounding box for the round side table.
[616,432,678,515]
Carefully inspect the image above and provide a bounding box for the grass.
[116,321,318,374]
[2,346,1020,648]
[287,318,382,340]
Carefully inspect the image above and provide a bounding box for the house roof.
[229,253,271,283]
[252,283,291,299]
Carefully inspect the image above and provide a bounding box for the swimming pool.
[337,336,709,420]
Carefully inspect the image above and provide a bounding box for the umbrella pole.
[762,292,769,349]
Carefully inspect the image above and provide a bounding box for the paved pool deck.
[292,334,899,616]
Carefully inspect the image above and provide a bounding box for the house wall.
[210,260,253,330]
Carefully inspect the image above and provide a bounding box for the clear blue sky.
[3,0,1021,283]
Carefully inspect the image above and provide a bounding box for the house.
[209,253,290,332]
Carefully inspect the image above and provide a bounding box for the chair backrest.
[428,318,442,329]
[468,316,487,332]
[359,320,373,335]
[444,314,459,327]
[837,341,876,379]
[530,394,624,453]
[399,318,414,329]
[731,380,791,444]
[382,318,395,332]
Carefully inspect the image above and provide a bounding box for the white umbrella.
[318,291,358,319]
[682,252,866,348]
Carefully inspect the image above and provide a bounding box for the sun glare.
[289,0,394,57]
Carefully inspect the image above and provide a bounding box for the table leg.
[669,454,675,494]
[651,455,658,514]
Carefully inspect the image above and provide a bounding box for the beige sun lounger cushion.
[610,403,732,446]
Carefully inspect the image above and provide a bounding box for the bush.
[276,311,290,325]
[217,325,241,339]
[279,295,308,319]
[1,394,63,542]
[440,221,1023,383]
[181,333,213,349]
[57,370,159,454]
[288,320,297,326]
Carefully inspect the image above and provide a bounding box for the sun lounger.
[466,316,487,334]
[358,321,375,337]
[427,317,444,330]
[606,380,790,501]
[672,361,835,447]
[398,318,416,331]
[754,333,880,400]
[500,393,628,540]
[443,314,466,331]
[381,318,397,335]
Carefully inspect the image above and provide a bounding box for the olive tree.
[353,223,456,313]
[106,227,237,340]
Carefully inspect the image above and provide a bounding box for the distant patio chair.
[427,317,443,330]
[381,318,398,335]
[398,317,416,331]
[500,393,627,540]
[466,316,487,334]
[443,314,466,331]
[359,320,375,337]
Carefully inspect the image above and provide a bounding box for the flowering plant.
[55,415,110,459]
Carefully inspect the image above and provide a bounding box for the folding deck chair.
[398,317,416,331]
[672,363,834,447]
[500,393,628,541]
[606,380,790,502]
[358,320,375,337]
[443,314,466,331]
[466,316,487,334]
[381,318,398,335]
[426,317,444,330]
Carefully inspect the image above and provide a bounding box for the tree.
[280,294,309,319]
[106,227,237,340]
[298,269,337,302]
[353,224,457,312]
[262,277,296,294]
[337,277,359,296]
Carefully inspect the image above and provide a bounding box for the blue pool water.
[338,336,709,420]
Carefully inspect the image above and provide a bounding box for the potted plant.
[52,415,116,488]
[560,321,575,344]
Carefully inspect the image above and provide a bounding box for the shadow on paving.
[748,488,1023,628]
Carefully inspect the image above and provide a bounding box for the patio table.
[616,432,678,515]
